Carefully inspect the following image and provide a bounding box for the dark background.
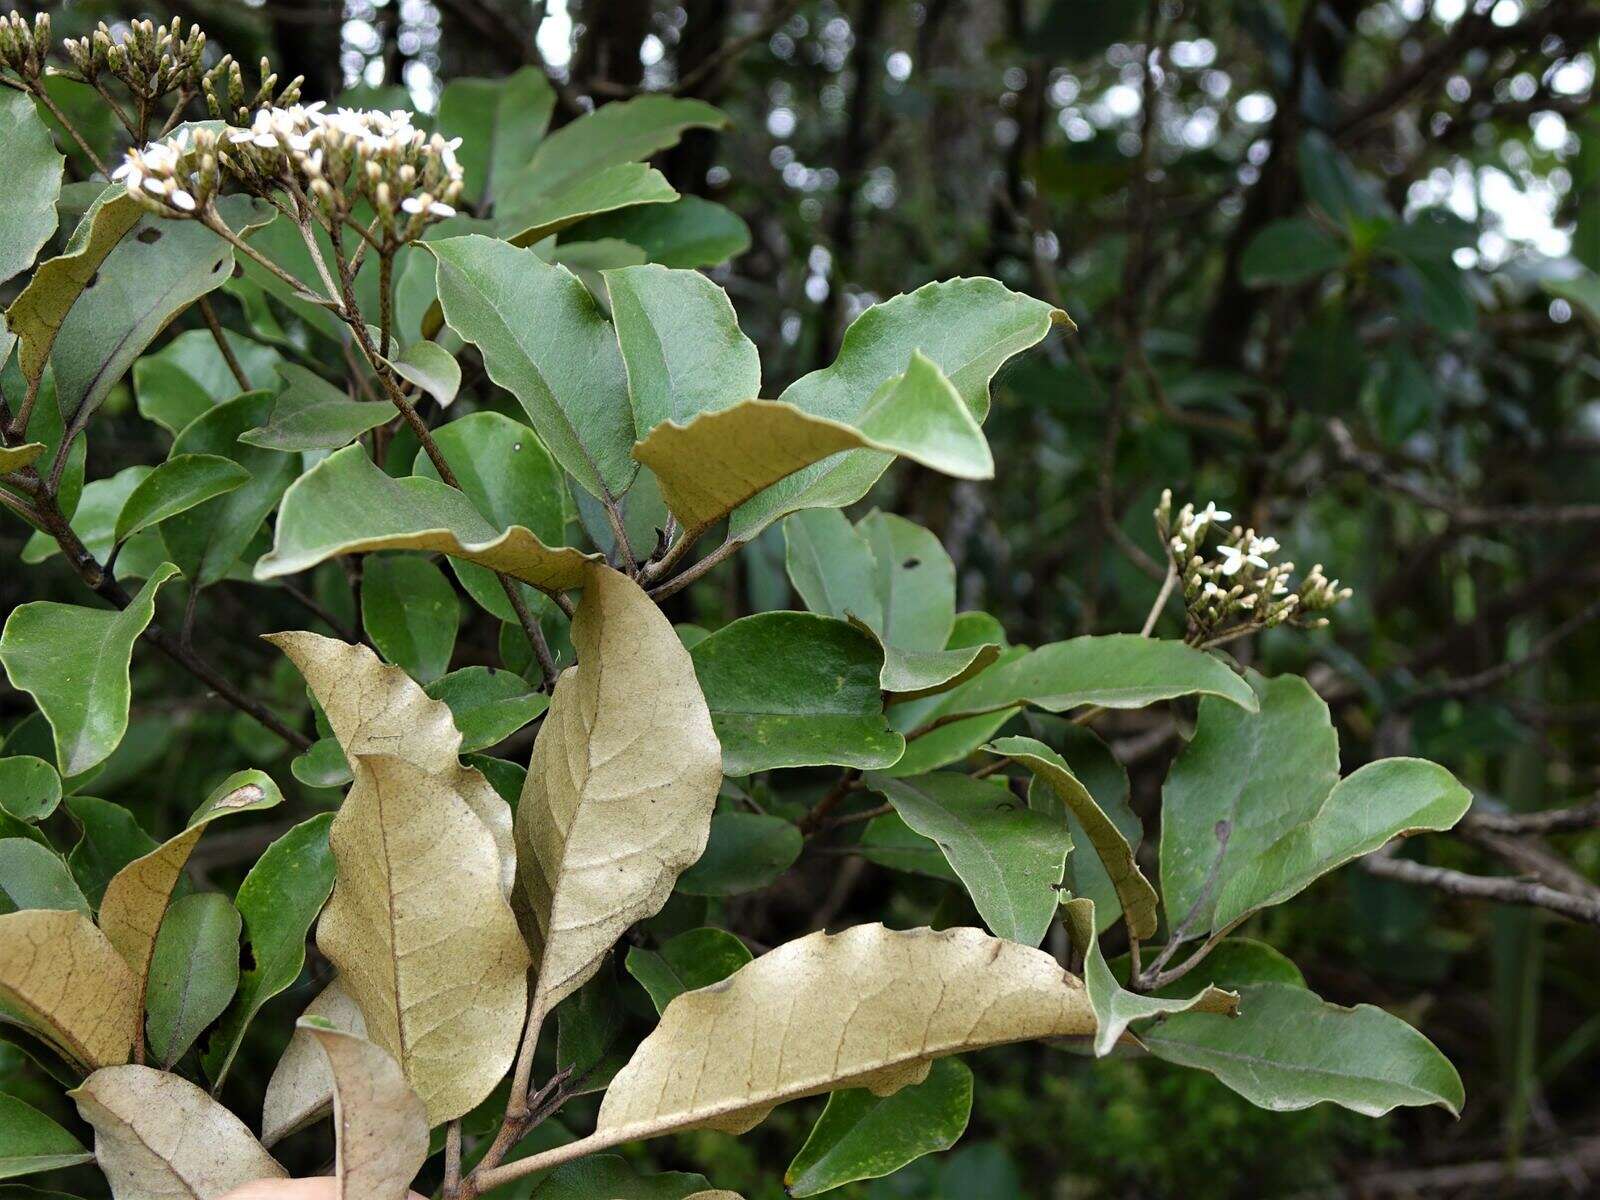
[4,1,1600,1196]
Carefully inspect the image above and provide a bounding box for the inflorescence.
[1155,490,1352,644]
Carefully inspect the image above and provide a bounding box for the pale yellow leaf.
[0,908,139,1069]
[71,1064,287,1199]
[98,771,281,1026]
[262,979,367,1148]
[302,1021,429,1200]
[514,562,721,1024]
[315,750,529,1124]
[266,632,515,893]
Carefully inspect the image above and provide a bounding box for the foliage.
[0,3,1594,1198]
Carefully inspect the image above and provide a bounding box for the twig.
[1361,846,1600,927]
[500,577,559,689]
[1408,595,1600,703]
[197,297,250,392]
[1141,561,1178,637]
[1135,821,1233,990]
[1463,797,1600,836]
[798,771,862,836]
[648,538,745,601]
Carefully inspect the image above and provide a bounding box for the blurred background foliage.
[3,0,1600,1196]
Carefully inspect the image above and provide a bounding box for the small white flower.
[1249,535,1279,556]
[169,189,197,211]
[427,200,455,218]
[400,195,425,214]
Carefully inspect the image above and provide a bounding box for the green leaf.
[0,756,62,822]
[258,443,598,592]
[724,279,1065,543]
[785,1057,972,1197]
[869,773,1071,947]
[929,635,1258,724]
[360,553,459,684]
[689,613,905,774]
[6,187,144,392]
[144,892,241,1069]
[641,351,995,538]
[504,94,727,198]
[1061,898,1236,1057]
[0,443,44,473]
[202,813,336,1088]
[428,235,636,501]
[0,563,182,776]
[0,839,90,916]
[162,392,297,588]
[554,961,628,1097]
[0,91,64,287]
[677,812,802,897]
[1211,757,1470,930]
[64,795,157,908]
[989,735,1157,940]
[1024,722,1137,935]
[624,927,753,1014]
[437,67,556,207]
[604,263,760,436]
[502,163,678,245]
[786,509,997,699]
[856,812,961,883]
[1159,674,1339,937]
[134,327,283,437]
[51,195,273,431]
[528,1155,717,1200]
[1240,218,1347,287]
[569,196,752,269]
[289,737,353,790]
[423,666,550,752]
[238,364,392,452]
[0,1092,92,1180]
[388,341,460,408]
[412,411,568,622]
[113,453,250,544]
[1142,981,1464,1116]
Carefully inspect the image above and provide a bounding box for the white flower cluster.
[63,17,206,95]
[1155,490,1352,640]
[113,102,464,239]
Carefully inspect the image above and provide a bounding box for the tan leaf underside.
[0,908,139,1069]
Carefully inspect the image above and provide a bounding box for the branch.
[1361,846,1600,927]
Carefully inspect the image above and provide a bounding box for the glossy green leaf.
[1142,982,1465,1116]
[134,327,283,436]
[930,635,1258,725]
[424,666,549,752]
[689,613,904,774]
[725,279,1065,543]
[570,196,752,269]
[21,465,150,565]
[51,195,273,431]
[412,411,567,622]
[113,453,250,544]
[238,364,391,452]
[289,737,353,790]
[989,735,1157,940]
[870,773,1071,947]
[428,235,636,501]
[624,927,753,1014]
[1159,674,1339,937]
[437,67,556,206]
[258,443,598,592]
[677,813,802,897]
[605,263,760,435]
[1061,898,1236,1056]
[0,90,64,287]
[0,563,181,776]
[0,756,62,822]
[64,795,157,908]
[785,1058,972,1197]
[856,812,961,883]
[162,392,297,587]
[144,892,241,1069]
[388,341,460,408]
[361,553,459,684]
[0,839,90,916]
[1240,218,1347,286]
[503,162,678,245]
[0,1092,92,1180]
[505,94,727,197]
[202,813,336,1087]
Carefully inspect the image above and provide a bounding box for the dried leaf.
[301,1020,429,1200]
[262,979,367,1148]
[0,908,139,1069]
[71,1064,286,1199]
[515,562,721,1026]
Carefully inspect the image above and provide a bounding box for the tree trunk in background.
[572,0,649,92]
[664,0,732,195]
[268,0,343,101]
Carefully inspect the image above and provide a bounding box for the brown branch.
[1361,847,1600,927]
